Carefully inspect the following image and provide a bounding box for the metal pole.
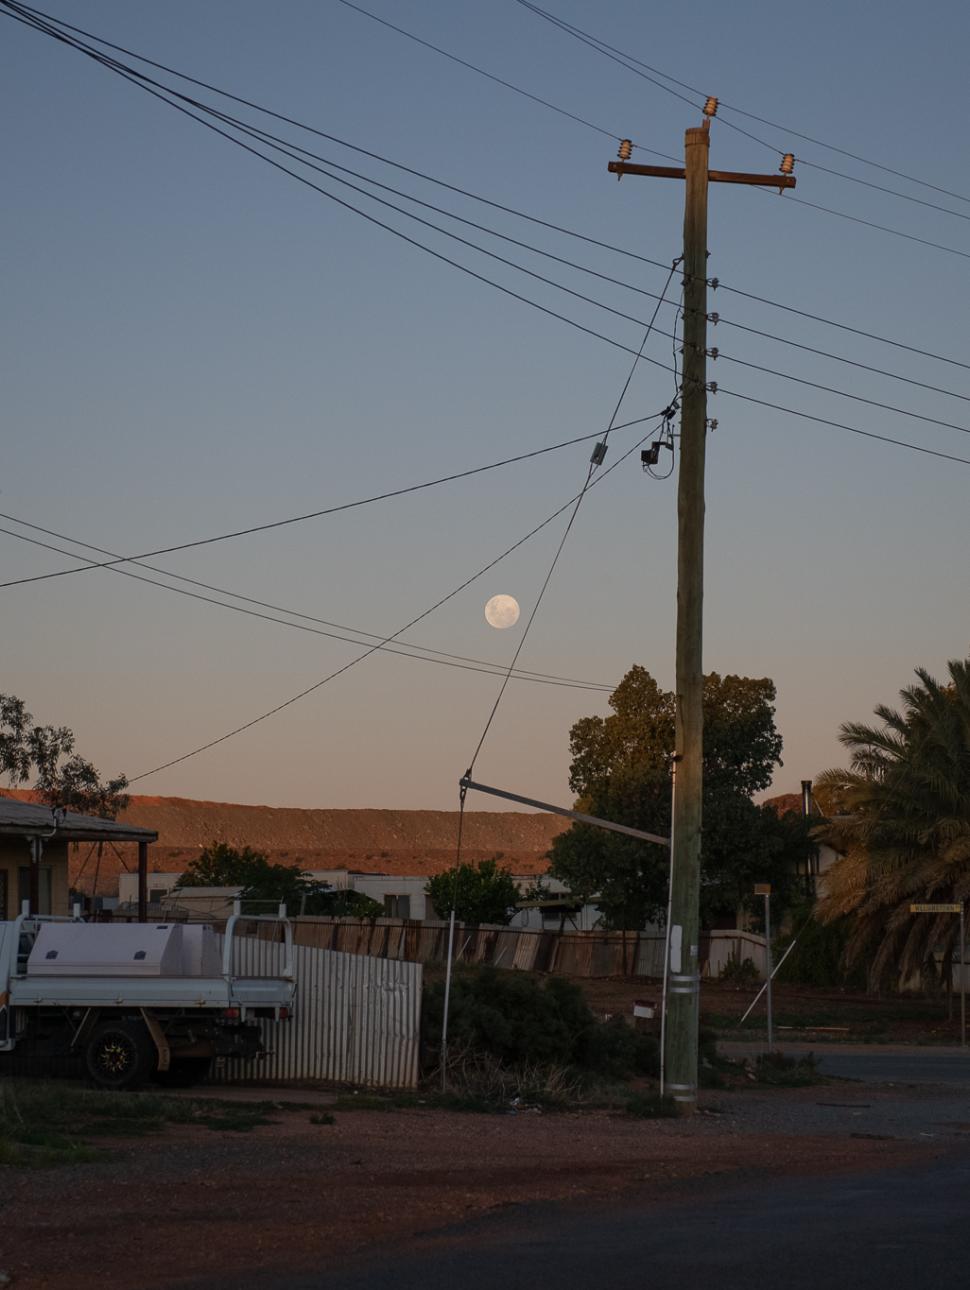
[137,838,148,924]
[738,933,799,1026]
[961,903,966,1050]
[659,756,678,1098]
[665,120,710,1113]
[764,891,773,1051]
[440,905,457,1091]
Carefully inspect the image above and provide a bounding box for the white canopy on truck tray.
[28,923,187,977]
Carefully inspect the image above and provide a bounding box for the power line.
[102,82,968,411]
[3,5,685,390]
[65,51,970,436]
[720,388,970,467]
[464,260,682,774]
[513,0,970,208]
[127,429,659,782]
[794,157,970,225]
[0,520,615,693]
[334,0,970,261]
[0,3,681,263]
[5,1,968,376]
[0,417,658,591]
[2,0,674,164]
[332,0,625,150]
[1,5,694,435]
[713,316,970,407]
[228,100,970,443]
[13,19,969,461]
[513,0,701,113]
[7,6,970,475]
[753,186,970,263]
[712,351,970,438]
[713,282,970,375]
[514,1,970,258]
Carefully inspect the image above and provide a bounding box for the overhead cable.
[0,418,658,590]
[126,427,663,782]
[4,1,967,374]
[513,0,970,209]
[0,520,615,693]
[6,5,970,477]
[465,256,682,775]
[10,19,968,460]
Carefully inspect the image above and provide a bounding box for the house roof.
[0,795,158,844]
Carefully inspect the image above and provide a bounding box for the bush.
[422,967,655,1080]
[579,1015,659,1079]
[775,913,867,990]
[719,954,760,986]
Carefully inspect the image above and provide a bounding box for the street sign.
[910,903,962,913]
[754,883,772,896]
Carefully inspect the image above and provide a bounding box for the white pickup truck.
[0,912,295,1089]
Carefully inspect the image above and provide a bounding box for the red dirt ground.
[0,1100,942,1290]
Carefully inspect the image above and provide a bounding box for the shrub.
[422,967,655,1081]
[719,954,761,986]
[775,913,867,990]
[578,1015,659,1079]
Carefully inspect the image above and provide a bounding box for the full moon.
[484,594,520,629]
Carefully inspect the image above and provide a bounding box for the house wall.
[0,838,70,919]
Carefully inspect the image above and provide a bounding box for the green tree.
[815,658,970,991]
[549,666,811,929]
[426,858,520,926]
[176,842,382,917]
[0,693,129,818]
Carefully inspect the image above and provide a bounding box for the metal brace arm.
[459,777,669,848]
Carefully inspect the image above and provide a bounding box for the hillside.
[1,790,568,895]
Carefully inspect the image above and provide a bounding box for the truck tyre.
[155,1057,213,1088]
[85,1020,156,1091]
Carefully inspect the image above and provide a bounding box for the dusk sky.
[3,0,968,812]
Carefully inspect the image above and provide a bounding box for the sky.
[2,0,968,812]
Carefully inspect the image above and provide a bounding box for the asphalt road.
[723,1042,970,1085]
[306,1150,970,1290]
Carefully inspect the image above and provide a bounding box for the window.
[383,894,411,920]
[18,867,52,915]
[0,869,7,921]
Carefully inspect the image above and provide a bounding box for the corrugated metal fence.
[213,931,422,1088]
[287,918,767,980]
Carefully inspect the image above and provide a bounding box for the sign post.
[909,903,965,1048]
[755,884,773,1050]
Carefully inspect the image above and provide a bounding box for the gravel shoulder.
[0,1081,961,1290]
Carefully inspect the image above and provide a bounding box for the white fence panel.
[213,935,422,1088]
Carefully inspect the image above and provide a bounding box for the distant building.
[117,868,605,931]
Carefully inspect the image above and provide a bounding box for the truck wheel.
[155,1057,213,1088]
[85,1021,156,1091]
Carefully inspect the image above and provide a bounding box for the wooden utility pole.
[609,117,795,1112]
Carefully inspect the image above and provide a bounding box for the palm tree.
[814,659,970,991]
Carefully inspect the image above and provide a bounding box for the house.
[117,868,606,930]
[0,796,158,920]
